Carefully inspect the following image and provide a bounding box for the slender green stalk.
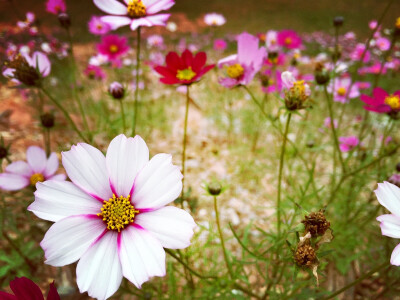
[213,195,233,278]
[324,86,346,173]
[66,27,92,142]
[243,85,272,122]
[119,100,127,133]
[41,88,89,143]
[322,262,389,300]
[277,113,291,237]
[181,86,190,204]
[44,128,51,157]
[132,26,142,136]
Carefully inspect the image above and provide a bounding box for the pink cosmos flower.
[204,13,226,26]
[350,43,370,63]
[369,20,378,30]
[84,65,106,80]
[376,37,390,51]
[17,12,35,29]
[213,39,227,51]
[356,81,371,90]
[97,34,129,61]
[261,69,282,94]
[281,71,311,95]
[0,146,66,191]
[147,34,164,48]
[265,30,279,51]
[0,277,60,300]
[218,32,266,88]
[328,77,359,103]
[360,87,400,114]
[324,117,338,129]
[46,0,66,15]
[93,0,174,31]
[375,181,400,265]
[277,30,302,49]
[338,136,359,152]
[359,63,387,76]
[28,134,196,300]
[88,16,112,35]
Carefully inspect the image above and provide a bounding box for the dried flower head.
[294,242,317,267]
[301,210,330,237]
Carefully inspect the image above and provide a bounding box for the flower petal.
[132,153,182,209]
[377,214,400,238]
[41,215,105,267]
[136,206,196,249]
[77,231,122,300]
[0,173,29,191]
[391,243,400,266]
[0,291,16,300]
[46,281,60,300]
[48,174,66,181]
[100,16,131,30]
[10,277,43,300]
[94,0,128,15]
[375,182,400,217]
[43,153,59,178]
[62,143,112,201]
[130,18,153,30]
[373,87,388,101]
[32,52,51,77]
[26,146,47,174]
[29,181,102,222]
[192,52,206,72]
[106,134,149,197]
[145,0,175,14]
[142,14,170,27]
[118,225,165,288]
[5,161,32,176]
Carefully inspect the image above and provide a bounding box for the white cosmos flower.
[28,134,196,300]
[375,181,400,266]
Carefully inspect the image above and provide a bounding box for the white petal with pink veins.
[5,161,32,176]
[145,0,175,14]
[32,52,51,77]
[136,206,196,249]
[0,173,29,191]
[391,243,400,266]
[62,143,112,201]
[48,174,66,181]
[29,181,102,222]
[77,231,122,300]
[119,225,165,288]
[375,182,400,217]
[281,71,296,89]
[377,214,400,238]
[132,153,182,209]
[94,0,128,15]
[106,134,149,197]
[40,215,105,266]
[101,16,131,30]
[43,152,59,178]
[26,146,47,174]
[130,18,153,30]
[143,14,170,26]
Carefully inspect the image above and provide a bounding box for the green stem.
[277,113,291,237]
[322,262,389,300]
[132,26,141,136]
[214,195,233,278]
[324,86,346,173]
[44,128,51,157]
[181,86,190,204]
[243,85,272,122]
[41,88,89,143]
[119,100,126,133]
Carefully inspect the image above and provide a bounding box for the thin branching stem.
[132,26,141,136]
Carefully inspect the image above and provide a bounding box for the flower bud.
[207,182,222,196]
[58,13,71,29]
[108,82,125,100]
[301,210,330,238]
[333,16,344,27]
[40,112,55,128]
[396,162,400,172]
[0,145,8,159]
[314,63,330,85]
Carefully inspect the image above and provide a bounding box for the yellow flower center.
[127,0,147,18]
[30,173,44,186]
[385,95,400,110]
[98,194,139,232]
[109,45,118,53]
[337,87,346,96]
[176,67,196,81]
[396,17,400,29]
[285,37,292,45]
[293,80,306,95]
[96,24,103,30]
[227,63,244,79]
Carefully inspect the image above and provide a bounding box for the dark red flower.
[154,49,215,85]
[0,277,60,300]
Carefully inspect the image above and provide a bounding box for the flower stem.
[44,128,51,157]
[119,100,126,133]
[132,26,141,136]
[213,195,233,278]
[41,88,89,143]
[277,113,291,237]
[324,86,346,173]
[180,86,190,204]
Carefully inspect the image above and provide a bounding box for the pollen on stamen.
[176,67,196,81]
[127,0,147,18]
[30,173,44,186]
[226,63,244,79]
[385,95,400,110]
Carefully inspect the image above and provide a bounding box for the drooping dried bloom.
[294,243,317,267]
[302,210,330,238]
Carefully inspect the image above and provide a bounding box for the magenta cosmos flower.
[328,77,359,103]
[360,87,400,114]
[84,65,106,80]
[338,136,359,152]
[97,34,129,61]
[0,277,60,300]
[28,135,196,300]
[88,16,112,35]
[154,49,215,85]
[93,0,174,31]
[46,0,66,15]
[218,32,266,88]
[277,30,302,49]
[0,146,65,191]
[375,181,400,265]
